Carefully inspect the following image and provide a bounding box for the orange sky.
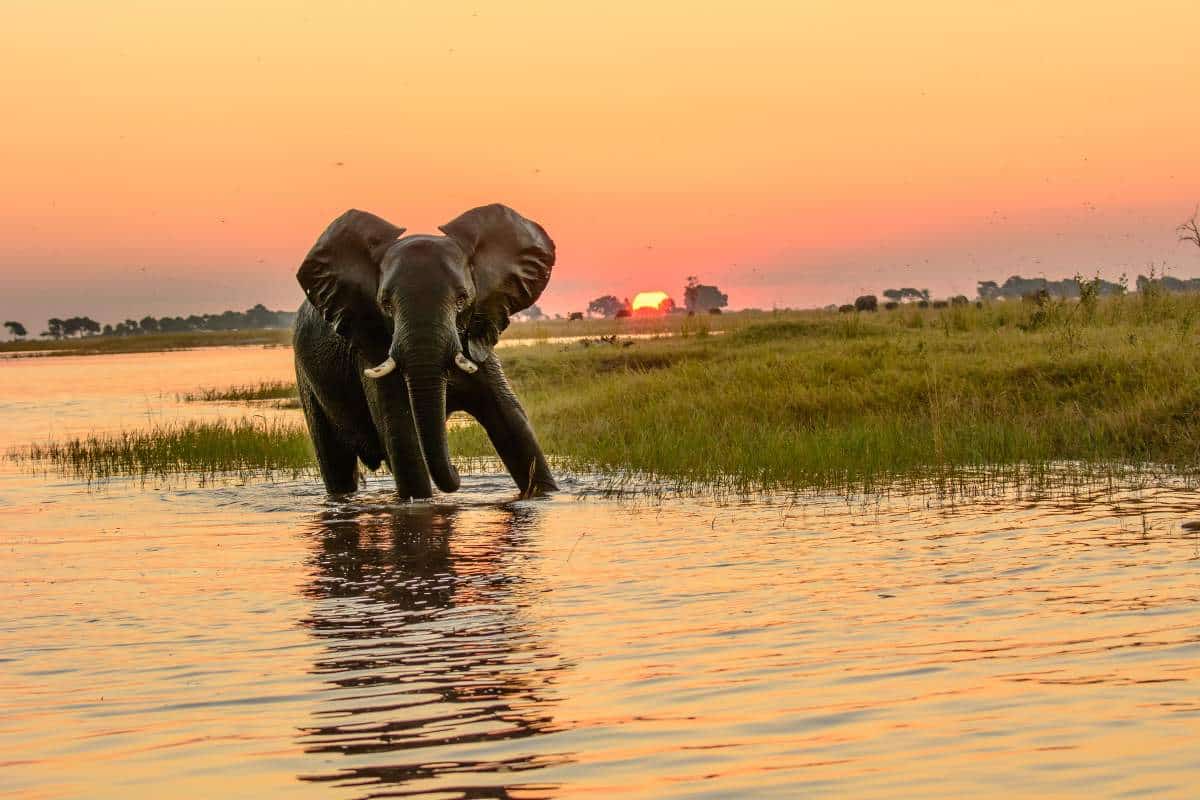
[3,1,1199,328]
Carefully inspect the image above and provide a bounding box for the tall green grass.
[180,380,298,404]
[12,293,1200,493]
[450,293,1200,493]
[10,418,315,483]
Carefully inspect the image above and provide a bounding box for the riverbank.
[449,291,1200,492]
[10,293,1200,492]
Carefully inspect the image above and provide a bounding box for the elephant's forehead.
[389,235,464,262]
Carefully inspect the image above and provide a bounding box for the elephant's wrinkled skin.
[293,203,557,498]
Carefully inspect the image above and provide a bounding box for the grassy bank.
[448,290,1200,492]
[13,291,1200,492]
[0,328,294,357]
[0,310,732,357]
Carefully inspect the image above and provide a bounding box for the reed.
[180,381,298,403]
[9,418,315,484]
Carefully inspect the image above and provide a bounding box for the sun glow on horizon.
[632,291,671,312]
[1,1,1199,328]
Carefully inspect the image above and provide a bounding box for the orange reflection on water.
[1,350,1198,797]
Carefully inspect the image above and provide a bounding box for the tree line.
[580,278,729,319]
[4,304,297,340]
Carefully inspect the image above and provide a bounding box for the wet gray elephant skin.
[292,203,557,498]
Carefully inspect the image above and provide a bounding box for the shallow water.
[2,348,1199,798]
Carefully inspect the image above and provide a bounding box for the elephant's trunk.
[405,363,460,493]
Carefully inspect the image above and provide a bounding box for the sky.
[2,1,1200,332]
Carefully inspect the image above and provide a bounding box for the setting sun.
[631,291,672,312]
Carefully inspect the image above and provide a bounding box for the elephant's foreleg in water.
[463,361,557,496]
[298,390,359,494]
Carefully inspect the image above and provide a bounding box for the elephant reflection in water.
[297,502,571,796]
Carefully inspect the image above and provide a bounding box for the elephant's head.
[297,204,555,493]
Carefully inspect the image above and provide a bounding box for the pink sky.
[2,2,1199,331]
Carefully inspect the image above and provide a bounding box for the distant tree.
[1179,207,1200,251]
[980,275,1124,300]
[513,304,546,322]
[587,295,625,318]
[4,321,27,338]
[1136,273,1200,294]
[60,316,100,337]
[102,324,114,336]
[139,316,160,334]
[883,287,929,303]
[42,318,65,339]
[683,277,728,313]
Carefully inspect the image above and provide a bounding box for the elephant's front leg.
[461,359,557,496]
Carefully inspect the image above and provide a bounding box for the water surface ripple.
[2,472,1198,798]
[2,349,1199,797]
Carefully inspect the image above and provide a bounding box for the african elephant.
[292,203,557,498]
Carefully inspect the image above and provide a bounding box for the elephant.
[292,203,558,499]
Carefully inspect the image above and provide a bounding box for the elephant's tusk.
[363,356,397,379]
[454,352,478,374]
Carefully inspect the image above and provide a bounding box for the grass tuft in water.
[179,381,299,404]
[9,418,315,484]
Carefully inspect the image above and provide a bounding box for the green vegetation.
[13,291,1200,493]
[9,418,314,484]
[446,290,1200,492]
[0,311,726,356]
[180,380,299,404]
[0,328,295,356]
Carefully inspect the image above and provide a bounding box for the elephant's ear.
[296,209,405,343]
[439,204,555,361]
